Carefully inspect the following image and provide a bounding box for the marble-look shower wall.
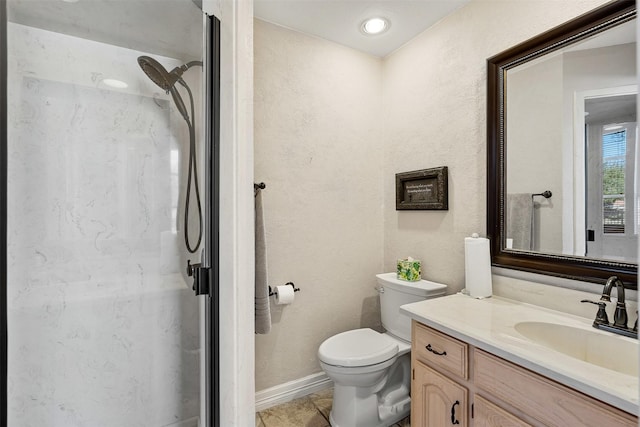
[7,23,201,427]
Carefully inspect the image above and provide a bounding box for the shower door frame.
[205,13,221,427]
[0,3,220,425]
[0,0,7,422]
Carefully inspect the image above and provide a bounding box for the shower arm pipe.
[184,60,203,69]
[176,60,203,71]
[170,60,204,79]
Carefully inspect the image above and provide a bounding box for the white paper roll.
[464,235,493,298]
[274,285,295,305]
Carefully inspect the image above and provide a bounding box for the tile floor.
[255,388,411,427]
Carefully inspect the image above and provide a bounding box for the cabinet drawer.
[413,321,468,379]
[474,395,532,427]
[474,350,637,427]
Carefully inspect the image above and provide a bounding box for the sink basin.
[514,321,638,376]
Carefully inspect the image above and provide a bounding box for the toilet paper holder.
[269,282,300,297]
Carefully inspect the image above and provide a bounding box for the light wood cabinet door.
[473,395,532,427]
[412,360,467,427]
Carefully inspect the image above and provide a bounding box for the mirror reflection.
[505,19,637,263]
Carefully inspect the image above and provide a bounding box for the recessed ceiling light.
[103,78,128,89]
[361,17,389,35]
[61,0,80,3]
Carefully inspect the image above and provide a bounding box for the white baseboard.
[255,372,333,412]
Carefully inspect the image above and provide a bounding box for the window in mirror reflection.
[602,127,626,233]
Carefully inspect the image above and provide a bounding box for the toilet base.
[327,354,411,427]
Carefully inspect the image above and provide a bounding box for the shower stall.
[0,0,220,425]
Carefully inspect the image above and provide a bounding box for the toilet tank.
[376,273,447,342]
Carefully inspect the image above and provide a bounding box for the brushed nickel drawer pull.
[426,343,447,356]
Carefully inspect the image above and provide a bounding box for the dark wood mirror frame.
[487,1,637,289]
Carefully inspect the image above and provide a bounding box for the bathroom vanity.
[401,294,638,426]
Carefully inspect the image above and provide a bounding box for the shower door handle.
[187,260,210,296]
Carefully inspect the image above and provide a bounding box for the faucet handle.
[581,299,609,325]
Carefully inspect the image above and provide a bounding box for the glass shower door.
[4,1,214,426]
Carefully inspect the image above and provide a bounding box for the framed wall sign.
[396,166,448,210]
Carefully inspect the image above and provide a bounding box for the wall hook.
[254,182,266,197]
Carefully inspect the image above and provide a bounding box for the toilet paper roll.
[274,285,295,305]
[464,234,493,298]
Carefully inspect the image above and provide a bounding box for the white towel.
[506,193,534,250]
[255,190,271,334]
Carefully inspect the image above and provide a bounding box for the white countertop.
[400,293,639,415]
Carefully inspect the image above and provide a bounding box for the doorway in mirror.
[585,92,637,262]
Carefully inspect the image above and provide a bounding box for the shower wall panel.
[7,23,200,427]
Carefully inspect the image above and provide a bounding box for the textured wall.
[382,0,609,292]
[253,19,385,391]
[507,55,564,253]
[254,0,612,393]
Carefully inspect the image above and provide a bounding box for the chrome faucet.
[581,276,637,339]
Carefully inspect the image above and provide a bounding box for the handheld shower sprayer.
[137,55,204,253]
[137,56,202,92]
[137,56,202,122]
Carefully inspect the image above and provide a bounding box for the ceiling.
[7,0,470,60]
[586,95,636,125]
[253,0,471,58]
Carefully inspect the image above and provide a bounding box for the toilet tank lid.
[376,272,447,297]
[318,328,399,367]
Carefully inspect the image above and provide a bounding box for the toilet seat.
[318,328,399,367]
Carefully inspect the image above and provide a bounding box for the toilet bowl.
[319,328,411,427]
[318,273,447,427]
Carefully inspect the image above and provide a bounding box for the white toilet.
[318,272,447,427]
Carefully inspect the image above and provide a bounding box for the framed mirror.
[487,1,637,288]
